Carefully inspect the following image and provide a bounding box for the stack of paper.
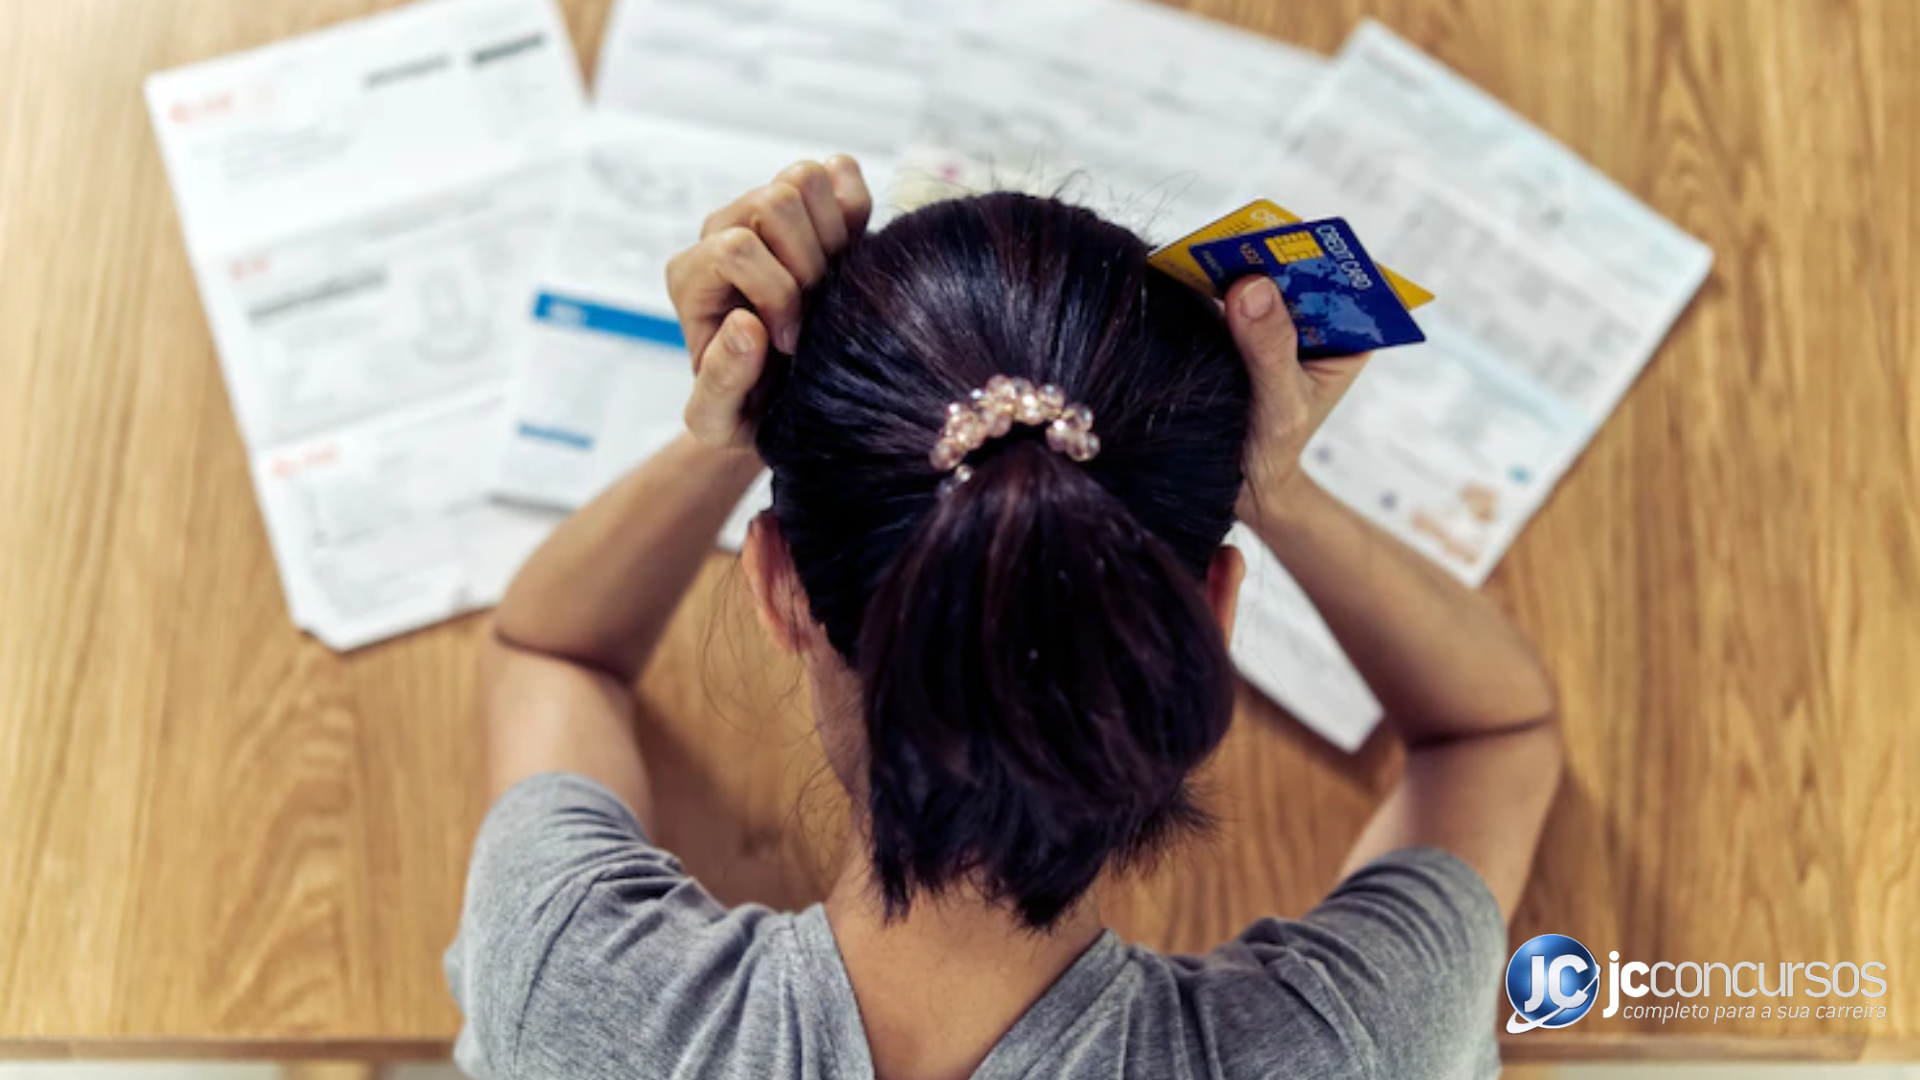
[147,0,1710,753]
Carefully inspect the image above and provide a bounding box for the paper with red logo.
[144,0,583,648]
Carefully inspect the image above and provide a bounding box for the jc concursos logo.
[1505,934,1599,1032]
[1505,934,1891,1031]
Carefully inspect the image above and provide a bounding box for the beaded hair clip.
[929,375,1100,488]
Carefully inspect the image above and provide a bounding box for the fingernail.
[727,323,755,356]
[777,325,800,353]
[1238,277,1278,320]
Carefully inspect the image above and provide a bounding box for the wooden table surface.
[2,0,1916,1063]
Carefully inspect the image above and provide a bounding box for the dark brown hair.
[755,193,1250,929]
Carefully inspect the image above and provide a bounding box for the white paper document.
[899,0,1326,242]
[1227,22,1713,748]
[594,0,950,157]
[146,0,584,648]
[492,114,829,534]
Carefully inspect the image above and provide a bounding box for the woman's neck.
[822,852,1106,1080]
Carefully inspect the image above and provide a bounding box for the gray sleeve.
[1227,847,1508,1080]
[444,772,724,1078]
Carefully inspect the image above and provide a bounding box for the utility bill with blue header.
[489,112,832,535]
[1187,218,1427,358]
[494,291,691,509]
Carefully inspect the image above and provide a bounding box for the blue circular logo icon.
[1505,934,1598,1033]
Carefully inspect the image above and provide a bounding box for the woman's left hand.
[665,156,872,450]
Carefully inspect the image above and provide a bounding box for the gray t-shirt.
[448,773,1506,1080]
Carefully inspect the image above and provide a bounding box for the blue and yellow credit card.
[1185,217,1426,358]
[1149,199,1434,311]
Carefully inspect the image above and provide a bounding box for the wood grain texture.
[0,0,1914,1061]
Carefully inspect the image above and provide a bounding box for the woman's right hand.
[665,156,872,451]
[1224,275,1372,521]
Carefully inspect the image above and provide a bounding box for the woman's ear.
[742,511,812,654]
[1206,544,1246,644]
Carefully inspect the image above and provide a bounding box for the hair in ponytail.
[755,192,1250,929]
